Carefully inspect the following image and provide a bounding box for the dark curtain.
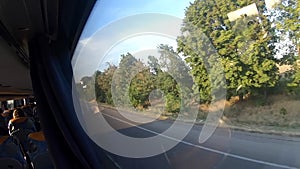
[28,0,122,168]
[29,36,103,169]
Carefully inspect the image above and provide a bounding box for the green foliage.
[274,0,299,57]
[286,86,300,100]
[90,0,299,118]
[95,65,117,104]
[164,92,180,114]
[111,53,143,107]
[129,68,155,108]
[95,48,187,114]
[279,107,287,116]
[148,45,189,113]
[273,0,300,86]
[177,0,279,101]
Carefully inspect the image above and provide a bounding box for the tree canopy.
[76,0,300,116]
[177,0,279,101]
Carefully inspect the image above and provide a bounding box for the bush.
[279,107,287,116]
[286,86,300,100]
[165,93,181,113]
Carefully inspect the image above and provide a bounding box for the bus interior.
[0,0,299,169]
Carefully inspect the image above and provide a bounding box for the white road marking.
[102,112,298,169]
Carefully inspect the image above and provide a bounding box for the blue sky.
[80,0,192,38]
[72,0,193,81]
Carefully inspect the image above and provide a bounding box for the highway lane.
[91,107,300,169]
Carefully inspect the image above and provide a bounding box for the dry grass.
[224,94,300,128]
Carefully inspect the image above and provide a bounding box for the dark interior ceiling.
[0,0,58,100]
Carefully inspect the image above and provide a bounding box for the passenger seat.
[0,135,27,169]
[28,132,54,169]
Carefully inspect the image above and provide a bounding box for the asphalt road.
[90,107,300,169]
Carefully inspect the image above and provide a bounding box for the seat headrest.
[0,136,9,145]
[28,132,45,141]
[9,117,28,123]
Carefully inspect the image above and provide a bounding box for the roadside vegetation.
[77,0,299,129]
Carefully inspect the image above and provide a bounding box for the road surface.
[88,107,300,169]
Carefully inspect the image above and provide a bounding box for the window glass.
[72,0,300,168]
[7,100,14,109]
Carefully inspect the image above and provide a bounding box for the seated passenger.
[2,109,12,127]
[8,108,37,135]
[21,105,34,118]
[32,106,41,131]
[8,108,37,151]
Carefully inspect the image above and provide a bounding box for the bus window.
[7,100,14,110]
[71,0,300,169]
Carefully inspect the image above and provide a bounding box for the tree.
[273,0,300,87]
[111,53,138,107]
[147,45,194,113]
[128,60,155,109]
[95,65,117,104]
[110,53,156,109]
[274,0,299,58]
[177,0,279,101]
[95,70,106,102]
